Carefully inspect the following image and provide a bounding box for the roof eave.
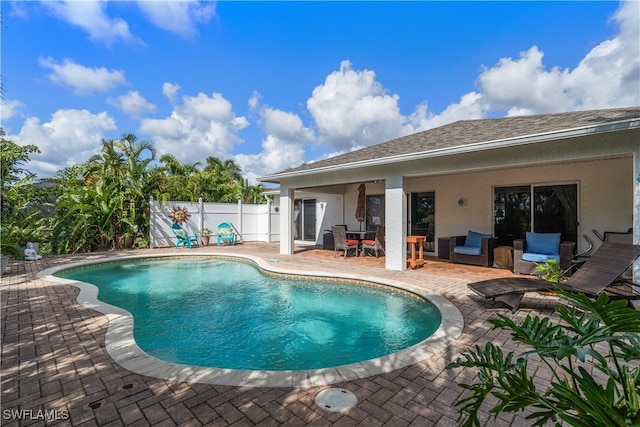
[258,117,639,183]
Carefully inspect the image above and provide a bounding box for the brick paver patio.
[1,243,563,426]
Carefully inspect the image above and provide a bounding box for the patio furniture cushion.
[449,233,499,267]
[219,228,233,237]
[361,225,386,258]
[522,253,560,263]
[525,232,561,255]
[454,231,492,255]
[465,230,492,248]
[453,245,482,256]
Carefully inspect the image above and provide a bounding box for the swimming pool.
[39,253,464,387]
[56,257,441,371]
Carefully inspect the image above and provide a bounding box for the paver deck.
[1,243,564,426]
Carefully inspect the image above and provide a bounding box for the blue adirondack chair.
[217,222,236,246]
[171,223,199,249]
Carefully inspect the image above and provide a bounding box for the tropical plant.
[447,289,640,427]
[204,156,243,181]
[1,129,51,253]
[535,258,567,283]
[0,224,21,258]
[49,134,155,253]
[4,128,263,255]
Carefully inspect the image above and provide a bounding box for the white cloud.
[12,0,639,183]
[0,99,25,123]
[43,0,145,47]
[136,0,217,38]
[43,0,215,44]
[8,109,117,177]
[235,106,313,184]
[306,60,416,151]
[107,91,157,118]
[139,92,249,165]
[477,0,639,115]
[408,93,488,131]
[39,57,129,96]
[304,60,489,158]
[163,82,181,104]
[248,91,261,110]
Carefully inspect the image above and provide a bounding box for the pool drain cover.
[314,388,357,412]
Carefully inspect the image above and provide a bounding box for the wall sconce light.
[458,198,467,207]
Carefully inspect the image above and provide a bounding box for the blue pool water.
[57,258,441,370]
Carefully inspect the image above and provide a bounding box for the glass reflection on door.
[410,192,435,251]
[294,199,316,241]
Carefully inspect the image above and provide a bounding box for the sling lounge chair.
[467,242,640,313]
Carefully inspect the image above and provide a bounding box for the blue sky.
[2,1,639,184]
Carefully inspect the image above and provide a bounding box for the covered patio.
[260,108,640,284]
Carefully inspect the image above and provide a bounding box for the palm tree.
[158,154,201,177]
[0,129,48,250]
[243,181,267,204]
[204,156,243,182]
[50,134,156,251]
[114,134,156,245]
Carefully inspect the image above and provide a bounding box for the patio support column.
[266,199,272,243]
[385,174,407,270]
[633,149,640,290]
[280,186,295,255]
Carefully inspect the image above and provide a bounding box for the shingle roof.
[262,107,640,180]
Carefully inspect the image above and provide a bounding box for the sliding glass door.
[494,184,577,246]
[409,192,435,251]
[365,195,385,231]
[293,199,317,241]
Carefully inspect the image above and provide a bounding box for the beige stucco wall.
[399,156,632,255]
[281,156,632,264]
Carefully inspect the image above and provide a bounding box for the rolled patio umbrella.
[355,183,366,231]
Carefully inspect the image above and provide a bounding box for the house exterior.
[259,107,640,278]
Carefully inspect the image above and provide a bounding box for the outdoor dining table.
[406,235,426,269]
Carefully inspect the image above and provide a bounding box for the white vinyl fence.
[149,197,280,248]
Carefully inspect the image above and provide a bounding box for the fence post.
[198,198,204,233]
[237,200,243,238]
[150,196,155,248]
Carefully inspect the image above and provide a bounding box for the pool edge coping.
[37,252,464,388]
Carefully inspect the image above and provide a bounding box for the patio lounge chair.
[449,231,499,267]
[467,242,640,313]
[332,225,359,258]
[172,223,199,249]
[361,225,385,258]
[217,222,236,246]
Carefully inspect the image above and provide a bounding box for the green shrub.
[447,289,640,426]
[535,258,566,283]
